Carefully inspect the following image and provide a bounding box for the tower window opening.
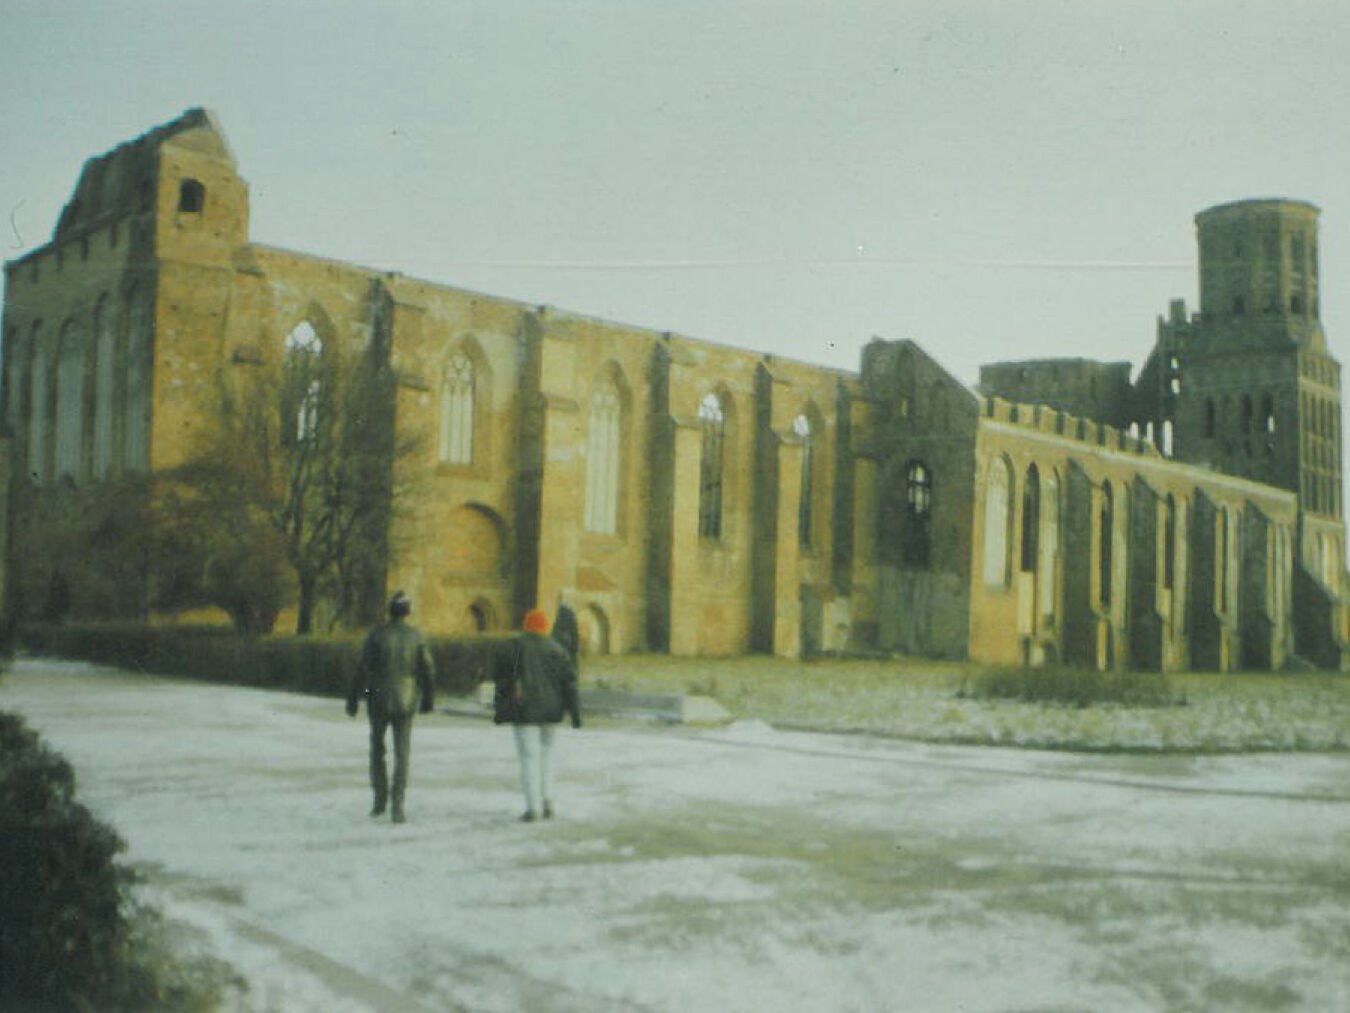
[178,179,205,213]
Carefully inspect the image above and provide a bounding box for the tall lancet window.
[793,413,814,549]
[1039,471,1060,617]
[439,353,474,464]
[698,392,726,539]
[903,460,932,569]
[982,456,1011,585]
[28,324,49,483]
[1020,464,1040,572]
[1100,481,1115,607]
[123,289,150,473]
[584,378,621,534]
[92,296,116,479]
[283,322,324,445]
[54,319,85,481]
[3,328,18,432]
[1163,494,1177,591]
[1218,507,1231,611]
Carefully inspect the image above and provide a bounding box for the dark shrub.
[428,635,515,696]
[0,711,131,1008]
[966,664,1177,708]
[19,623,516,700]
[0,710,233,1010]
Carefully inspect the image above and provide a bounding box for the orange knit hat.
[523,609,550,634]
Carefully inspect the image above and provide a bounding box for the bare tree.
[154,333,425,636]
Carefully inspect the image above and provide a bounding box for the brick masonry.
[2,110,1345,669]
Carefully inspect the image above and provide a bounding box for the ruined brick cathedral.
[2,109,1346,669]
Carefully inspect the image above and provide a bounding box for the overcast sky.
[4,0,1350,388]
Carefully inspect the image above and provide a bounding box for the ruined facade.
[1,110,1345,668]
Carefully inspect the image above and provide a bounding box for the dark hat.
[389,590,412,617]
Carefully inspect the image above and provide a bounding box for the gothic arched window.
[793,413,814,550]
[92,295,116,479]
[585,377,621,534]
[903,460,932,569]
[1099,481,1114,607]
[283,322,324,446]
[982,456,1012,586]
[698,392,726,539]
[2,326,18,432]
[123,288,151,473]
[54,319,85,482]
[1164,494,1177,591]
[1021,464,1040,572]
[1039,471,1060,618]
[27,323,49,484]
[439,353,475,465]
[1217,507,1231,612]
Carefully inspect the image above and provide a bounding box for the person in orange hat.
[494,607,582,821]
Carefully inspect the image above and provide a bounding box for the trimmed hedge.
[964,664,1179,708]
[19,623,513,699]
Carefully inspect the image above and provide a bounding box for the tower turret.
[1195,199,1323,347]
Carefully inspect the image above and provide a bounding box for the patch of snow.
[3,659,1348,1012]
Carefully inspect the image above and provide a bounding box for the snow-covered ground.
[4,657,1350,1012]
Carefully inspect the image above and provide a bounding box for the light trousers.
[512,724,557,814]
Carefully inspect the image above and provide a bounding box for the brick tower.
[1164,201,1341,536]
[1149,199,1346,664]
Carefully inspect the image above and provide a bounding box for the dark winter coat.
[494,632,581,727]
[348,618,436,720]
[551,604,580,665]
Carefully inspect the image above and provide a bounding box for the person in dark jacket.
[551,598,580,666]
[347,590,436,823]
[494,608,581,822]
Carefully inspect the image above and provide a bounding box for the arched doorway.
[578,604,611,656]
[468,598,496,632]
